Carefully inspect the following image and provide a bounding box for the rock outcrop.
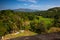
[10,32,60,40]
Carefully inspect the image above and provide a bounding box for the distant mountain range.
[1,7,60,12]
[14,8,39,12]
[14,7,60,12]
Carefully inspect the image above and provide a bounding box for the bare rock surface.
[0,37,2,40]
[10,32,60,40]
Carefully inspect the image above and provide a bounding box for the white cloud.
[17,0,26,1]
[41,5,60,10]
[17,0,37,3]
[46,5,60,9]
[24,4,28,6]
[28,4,41,10]
[28,4,60,10]
[28,0,37,3]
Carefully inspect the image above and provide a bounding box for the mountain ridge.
[14,8,39,12]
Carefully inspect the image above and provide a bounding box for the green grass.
[38,16,54,25]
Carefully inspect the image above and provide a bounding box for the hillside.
[48,7,60,11]
[0,7,60,40]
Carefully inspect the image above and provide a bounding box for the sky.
[0,0,60,10]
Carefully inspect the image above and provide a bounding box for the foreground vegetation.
[0,7,60,38]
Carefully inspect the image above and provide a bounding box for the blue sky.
[0,0,60,10]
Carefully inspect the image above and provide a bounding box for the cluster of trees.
[0,7,60,36]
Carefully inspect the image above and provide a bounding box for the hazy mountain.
[14,8,39,12]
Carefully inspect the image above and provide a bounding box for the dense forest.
[0,7,60,36]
